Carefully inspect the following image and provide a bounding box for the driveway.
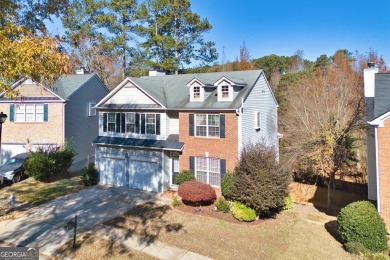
[0,186,161,256]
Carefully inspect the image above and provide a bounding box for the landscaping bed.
[105,202,356,260]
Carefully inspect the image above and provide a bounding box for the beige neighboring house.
[0,71,109,167]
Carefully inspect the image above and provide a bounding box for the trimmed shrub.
[178,180,216,205]
[231,201,256,222]
[174,169,195,185]
[221,171,235,199]
[26,143,76,182]
[337,201,388,252]
[81,163,99,186]
[283,195,293,210]
[231,142,291,216]
[215,196,230,213]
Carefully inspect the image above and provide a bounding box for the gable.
[105,81,158,105]
[14,82,58,98]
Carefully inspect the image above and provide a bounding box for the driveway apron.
[0,186,159,256]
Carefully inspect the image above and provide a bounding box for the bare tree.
[281,51,364,213]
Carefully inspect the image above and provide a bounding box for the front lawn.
[105,202,357,260]
[0,177,84,219]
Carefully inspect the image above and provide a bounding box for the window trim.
[255,111,261,130]
[190,84,204,102]
[103,112,160,136]
[195,156,221,187]
[14,104,44,122]
[195,114,220,138]
[218,84,233,101]
[89,102,96,116]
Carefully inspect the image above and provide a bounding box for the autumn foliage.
[178,180,216,205]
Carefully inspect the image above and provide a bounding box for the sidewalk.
[93,224,213,260]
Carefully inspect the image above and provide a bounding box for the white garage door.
[1,144,26,165]
[130,160,158,192]
[100,156,126,187]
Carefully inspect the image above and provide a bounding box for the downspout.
[63,101,67,144]
[375,127,381,212]
[236,98,244,157]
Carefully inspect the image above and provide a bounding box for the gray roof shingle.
[375,73,390,117]
[52,74,96,99]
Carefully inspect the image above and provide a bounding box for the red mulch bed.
[175,203,264,226]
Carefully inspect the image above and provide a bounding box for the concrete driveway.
[0,186,160,256]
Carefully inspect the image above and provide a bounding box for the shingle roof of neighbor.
[52,74,96,99]
[128,70,263,110]
[374,73,390,117]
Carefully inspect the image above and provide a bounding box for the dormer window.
[221,85,229,98]
[193,86,201,99]
[218,84,233,101]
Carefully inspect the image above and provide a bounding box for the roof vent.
[75,68,89,74]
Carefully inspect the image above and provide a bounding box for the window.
[193,86,201,99]
[125,113,135,133]
[195,157,221,186]
[195,114,220,137]
[221,85,229,98]
[15,104,44,122]
[107,113,116,132]
[89,103,96,116]
[103,112,160,135]
[255,111,261,129]
[145,114,156,134]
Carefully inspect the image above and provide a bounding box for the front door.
[171,152,179,186]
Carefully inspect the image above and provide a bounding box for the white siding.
[366,128,377,200]
[106,82,157,105]
[166,111,179,135]
[241,74,278,153]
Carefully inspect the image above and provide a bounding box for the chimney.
[364,65,378,98]
[75,68,89,75]
[148,70,166,77]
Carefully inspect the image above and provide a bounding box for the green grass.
[1,177,84,206]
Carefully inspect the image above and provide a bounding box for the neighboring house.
[94,70,279,193]
[364,67,390,230]
[0,71,109,166]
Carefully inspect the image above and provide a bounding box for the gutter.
[236,98,244,156]
[375,127,381,212]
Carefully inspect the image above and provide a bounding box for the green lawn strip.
[105,202,356,260]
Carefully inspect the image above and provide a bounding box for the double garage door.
[100,155,159,192]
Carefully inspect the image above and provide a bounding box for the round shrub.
[178,180,216,205]
[221,171,235,199]
[174,169,195,185]
[337,201,388,252]
[231,201,256,222]
[344,241,367,255]
[215,196,230,213]
[81,163,99,186]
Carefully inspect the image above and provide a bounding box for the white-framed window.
[195,157,221,187]
[195,114,220,137]
[145,114,156,134]
[255,111,261,129]
[218,84,233,101]
[107,113,116,132]
[190,84,203,102]
[15,104,44,122]
[89,102,96,116]
[125,112,136,133]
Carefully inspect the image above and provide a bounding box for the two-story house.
[364,66,390,230]
[94,70,278,193]
[0,71,109,166]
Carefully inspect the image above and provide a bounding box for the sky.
[46,0,390,66]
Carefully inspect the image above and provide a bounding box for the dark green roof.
[129,70,263,110]
[52,74,96,99]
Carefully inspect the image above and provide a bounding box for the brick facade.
[178,111,239,172]
[377,118,390,230]
[0,103,65,151]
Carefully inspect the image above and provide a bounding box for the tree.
[356,49,389,73]
[236,41,254,71]
[137,0,218,74]
[0,0,69,33]
[230,142,291,216]
[0,24,69,97]
[281,50,364,213]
